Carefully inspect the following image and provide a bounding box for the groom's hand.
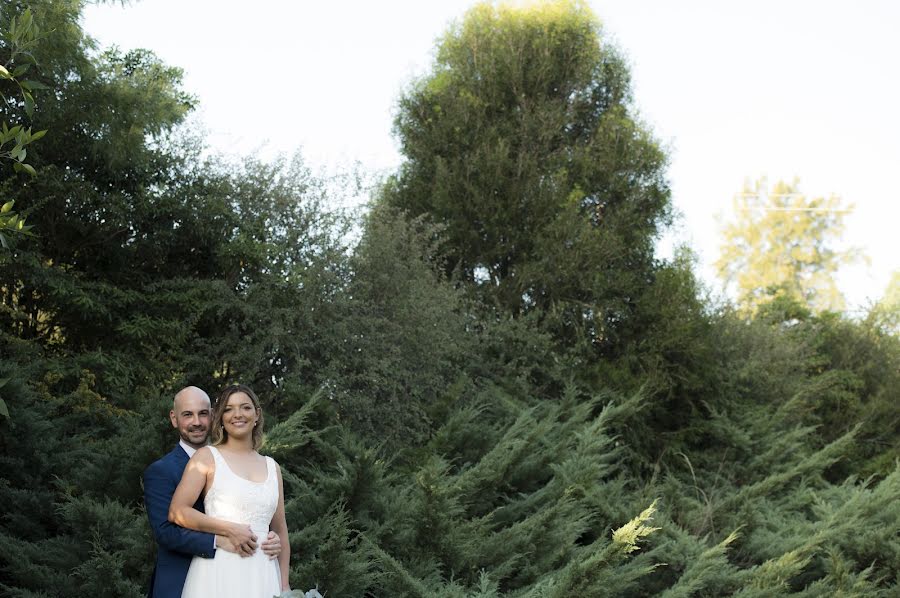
[225,523,258,556]
[215,534,253,558]
[260,531,282,560]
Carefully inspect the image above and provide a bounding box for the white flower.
[276,590,322,598]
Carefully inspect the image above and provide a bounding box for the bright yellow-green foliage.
[873,270,900,334]
[611,499,659,553]
[717,177,863,314]
[882,270,900,310]
[444,0,600,50]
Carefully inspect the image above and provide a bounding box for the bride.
[169,384,290,597]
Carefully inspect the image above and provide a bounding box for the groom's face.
[170,390,211,448]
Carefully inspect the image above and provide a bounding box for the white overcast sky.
[82,0,899,310]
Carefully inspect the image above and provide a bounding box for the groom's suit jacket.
[144,444,215,598]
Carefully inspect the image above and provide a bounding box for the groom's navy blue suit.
[144,444,215,598]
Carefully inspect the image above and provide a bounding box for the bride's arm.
[168,447,257,555]
[270,462,291,591]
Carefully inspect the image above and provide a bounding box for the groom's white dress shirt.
[179,439,198,458]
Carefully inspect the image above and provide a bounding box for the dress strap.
[204,445,223,493]
[207,445,223,464]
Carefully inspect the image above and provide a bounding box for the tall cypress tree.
[383,0,671,351]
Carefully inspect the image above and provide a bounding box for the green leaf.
[0,378,8,389]
[13,162,35,176]
[12,64,30,78]
[0,232,8,249]
[0,398,8,418]
[30,129,47,141]
[0,65,11,79]
[23,92,34,117]
[23,79,48,90]
[1,201,13,214]
[21,8,33,32]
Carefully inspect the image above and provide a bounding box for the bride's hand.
[224,522,257,556]
[260,530,282,560]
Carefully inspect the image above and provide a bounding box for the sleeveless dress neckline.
[208,445,271,485]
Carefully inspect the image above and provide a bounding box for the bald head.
[174,386,211,411]
[170,386,212,449]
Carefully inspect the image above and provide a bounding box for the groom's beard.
[184,425,209,445]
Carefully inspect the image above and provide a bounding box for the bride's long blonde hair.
[210,384,265,450]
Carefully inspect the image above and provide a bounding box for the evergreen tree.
[382,0,671,352]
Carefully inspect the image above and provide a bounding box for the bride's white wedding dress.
[181,446,282,598]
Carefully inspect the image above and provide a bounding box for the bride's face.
[221,392,259,440]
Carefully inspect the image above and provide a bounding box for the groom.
[144,386,282,597]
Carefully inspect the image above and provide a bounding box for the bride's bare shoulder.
[186,446,216,472]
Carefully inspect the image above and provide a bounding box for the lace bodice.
[205,446,279,537]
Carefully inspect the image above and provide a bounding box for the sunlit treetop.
[717,177,866,315]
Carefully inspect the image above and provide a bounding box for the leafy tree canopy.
[717,177,864,314]
[382,0,671,352]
